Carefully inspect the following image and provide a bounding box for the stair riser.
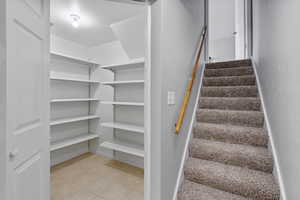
[190,140,273,173]
[204,67,254,77]
[185,159,280,200]
[178,181,248,200]
[203,76,256,86]
[196,110,264,128]
[193,124,268,147]
[184,170,279,200]
[201,87,258,97]
[199,98,261,111]
[206,59,252,69]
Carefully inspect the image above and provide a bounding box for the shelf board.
[100,141,144,157]
[50,115,99,126]
[51,98,99,103]
[51,133,99,151]
[101,58,145,71]
[101,122,144,133]
[101,80,144,86]
[100,101,144,106]
[50,76,100,84]
[51,52,99,66]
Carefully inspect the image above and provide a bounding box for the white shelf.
[100,141,144,157]
[51,133,99,151]
[101,58,145,71]
[50,76,100,84]
[50,115,99,126]
[101,80,144,86]
[51,98,99,103]
[101,101,144,106]
[51,52,99,66]
[101,122,144,133]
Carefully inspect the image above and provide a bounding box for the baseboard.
[172,63,206,200]
[251,57,287,200]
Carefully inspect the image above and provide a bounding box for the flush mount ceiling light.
[70,14,80,28]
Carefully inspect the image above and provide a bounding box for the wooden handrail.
[175,26,207,134]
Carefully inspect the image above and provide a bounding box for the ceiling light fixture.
[70,14,80,28]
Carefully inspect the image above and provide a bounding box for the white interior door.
[208,0,246,61]
[4,0,50,200]
[208,0,236,62]
[235,0,246,59]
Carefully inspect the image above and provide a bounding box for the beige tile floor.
[51,153,144,200]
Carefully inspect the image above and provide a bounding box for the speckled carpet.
[177,59,280,200]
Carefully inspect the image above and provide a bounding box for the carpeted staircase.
[177,59,280,200]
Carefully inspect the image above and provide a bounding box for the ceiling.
[50,0,145,47]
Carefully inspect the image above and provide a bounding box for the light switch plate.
[168,91,175,105]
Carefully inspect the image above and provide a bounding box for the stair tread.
[201,86,258,97]
[185,158,280,200]
[199,97,261,111]
[204,66,254,77]
[193,122,268,147]
[203,75,256,86]
[206,59,252,69]
[178,180,248,200]
[200,96,259,100]
[196,109,264,128]
[191,138,273,173]
[197,109,263,114]
[204,74,255,80]
[202,85,257,89]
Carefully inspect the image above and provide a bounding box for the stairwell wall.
[252,1,300,199]
[0,1,6,198]
[150,0,205,199]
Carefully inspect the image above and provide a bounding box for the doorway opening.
[207,0,252,62]
[49,0,148,199]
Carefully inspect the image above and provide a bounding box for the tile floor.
[51,153,144,200]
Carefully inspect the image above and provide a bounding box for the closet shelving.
[101,80,144,86]
[50,75,100,84]
[101,141,144,158]
[100,58,145,162]
[101,122,144,133]
[50,53,100,164]
[51,98,99,103]
[51,133,99,152]
[101,58,144,71]
[50,115,100,126]
[100,101,144,106]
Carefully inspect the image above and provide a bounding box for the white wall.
[0,0,6,199]
[208,0,235,61]
[150,0,205,199]
[111,14,146,59]
[89,41,130,64]
[50,34,90,61]
[252,1,300,199]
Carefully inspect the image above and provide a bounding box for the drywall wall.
[0,1,6,198]
[149,2,162,200]
[150,0,205,199]
[50,35,131,65]
[111,14,146,59]
[252,1,300,199]
[208,0,235,61]
[89,41,130,64]
[50,34,90,61]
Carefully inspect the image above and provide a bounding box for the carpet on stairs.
[177,59,280,200]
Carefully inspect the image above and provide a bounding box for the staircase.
[177,59,280,200]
